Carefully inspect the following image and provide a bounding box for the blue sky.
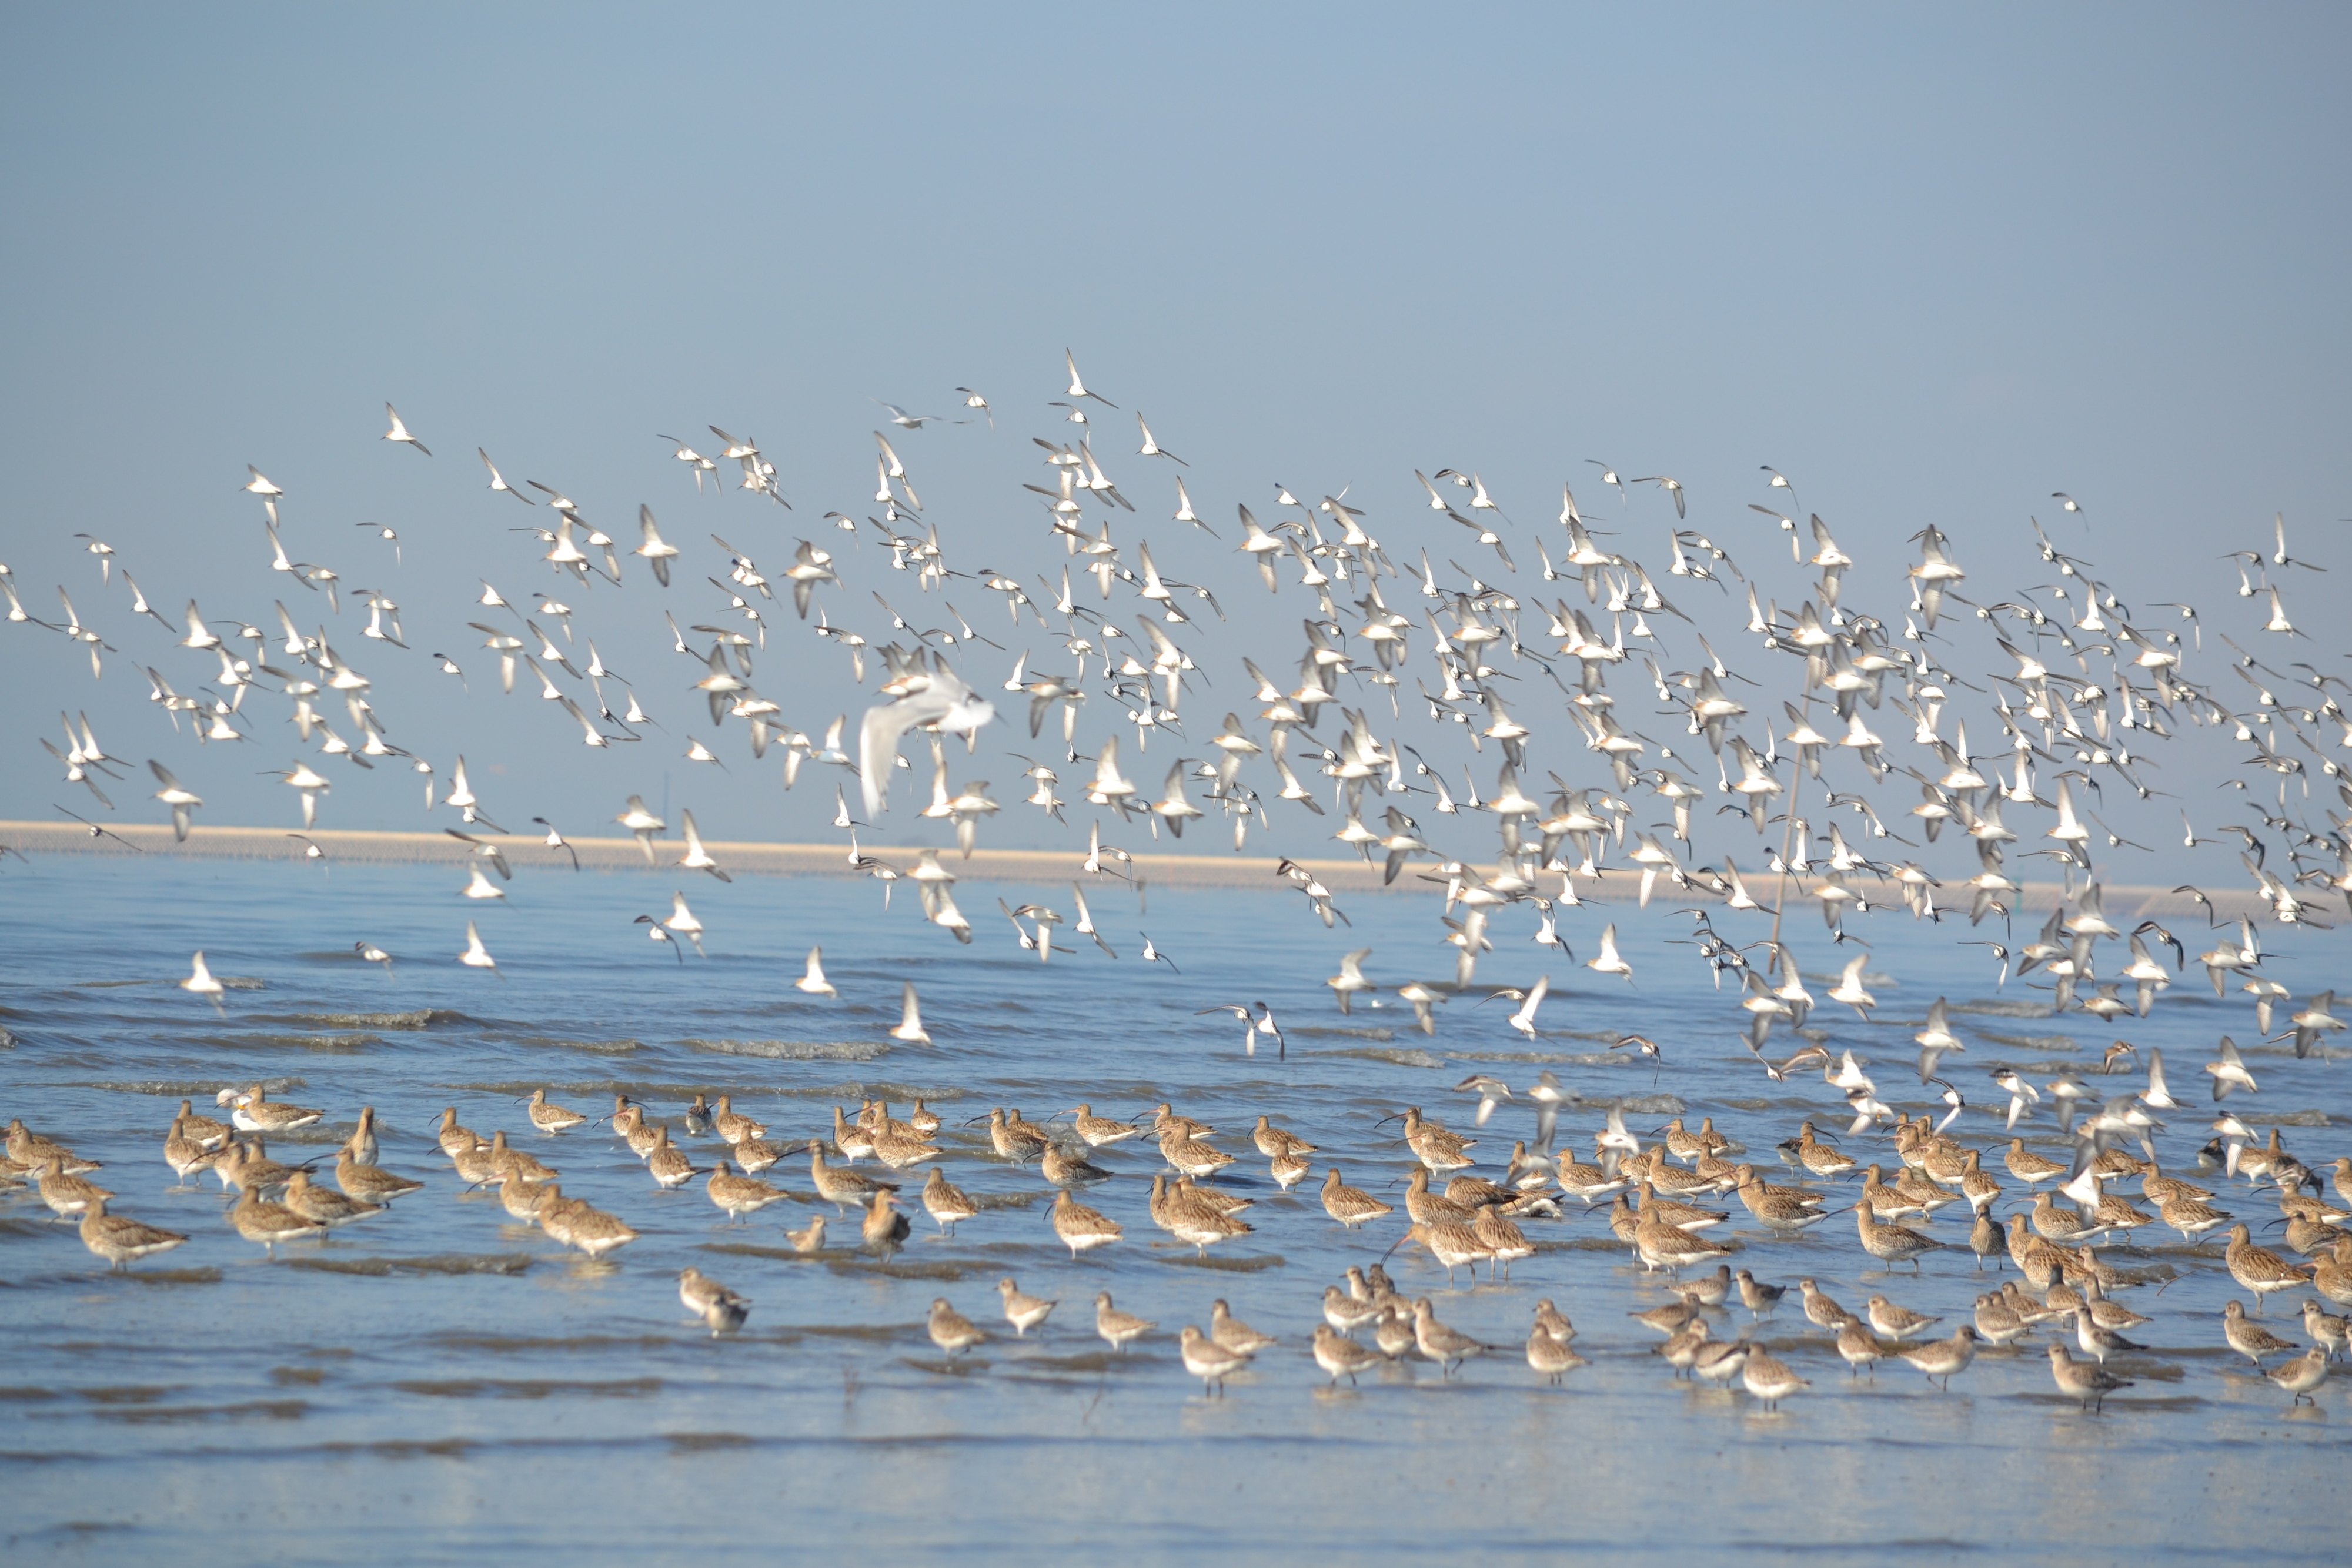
[2,4,2346,864]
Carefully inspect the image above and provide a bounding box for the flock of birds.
[9,1076,2351,1412]
[6,349,2352,1412]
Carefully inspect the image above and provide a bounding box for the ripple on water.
[281,1252,534,1278]
[1305,1047,1446,1069]
[684,1038,893,1062]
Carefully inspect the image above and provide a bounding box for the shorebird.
[679,1268,750,1335]
[2048,1343,2132,1413]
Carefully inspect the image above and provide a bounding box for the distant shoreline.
[0,818,2262,920]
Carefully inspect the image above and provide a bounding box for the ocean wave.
[684,1038,892,1062]
[1304,1047,1445,1068]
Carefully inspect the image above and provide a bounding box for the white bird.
[2204,1036,2256,1100]
[1508,975,1550,1039]
[797,946,837,998]
[148,761,201,841]
[891,982,931,1045]
[1585,924,1633,981]
[382,403,430,456]
[181,951,225,1012]
[1828,954,1877,1021]
[458,921,499,974]
[477,449,533,504]
[859,653,997,819]
[651,892,705,957]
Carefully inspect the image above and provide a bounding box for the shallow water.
[2,857,2347,1562]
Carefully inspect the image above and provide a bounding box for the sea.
[1,853,2345,1562]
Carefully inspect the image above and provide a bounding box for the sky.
[1,4,2346,877]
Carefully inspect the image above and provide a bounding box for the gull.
[1140,933,1179,974]
[459,921,500,975]
[1135,412,1187,464]
[793,945,841,997]
[859,652,997,819]
[382,403,430,456]
[2204,1036,2256,1099]
[477,449,534,504]
[890,982,931,1045]
[1326,947,1375,1013]
[181,951,225,1014]
[1064,349,1116,406]
[148,761,201,841]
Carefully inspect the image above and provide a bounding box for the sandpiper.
[1397,1108,1476,1172]
[998,1276,1058,1335]
[1179,1325,1247,1393]
[1867,1295,1942,1341]
[1973,1290,2029,1346]
[526,1088,588,1135]
[1050,1188,1123,1257]
[1317,1323,1388,1386]
[1252,1115,1315,1159]
[1855,1205,1945,1271]
[35,1158,114,1219]
[7,1120,99,1174]
[1412,1298,1492,1376]
[712,1095,766,1146]
[229,1182,326,1253]
[679,1268,750,1334]
[1836,1320,1889,1376]
[784,1214,827,1253]
[162,1119,215,1185]
[2221,1299,2298,1366]
[174,1100,232,1149]
[1211,1299,1278,1356]
[643,1126,695,1189]
[1741,1348,1808,1410]
[861,1188,911,1253]
[1525,1326,1589,1385]
[1534,1299,1578,1342]
[2225,1223,2308,1313]
[1670,1263,1735,1308]
[808,1139,895,1213]
[1040,1144,1111,1188]
[1320,1167,1394,1229]
[1736,1270,1786,1318]
[1799,1278,1857,1330]
[230,1085,323,1134]
[2048,1343,2132,1413]
[341,1106,380,1167]
[1094,1291,1155,1350]
[78,1198,188,1270]
[283,1169,383,1231]
[1069,1105,1142,1147]
[2005,1139,2067,1189]
[921,1167,980,1235]
[2301,1300,2350,1362]
[2266,1346,2328,1406]
[928,1296,986,1355]
[2070,1309,2143,1365]
[1323,1286,1381,1335]
[1900,1325,1980,1390]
